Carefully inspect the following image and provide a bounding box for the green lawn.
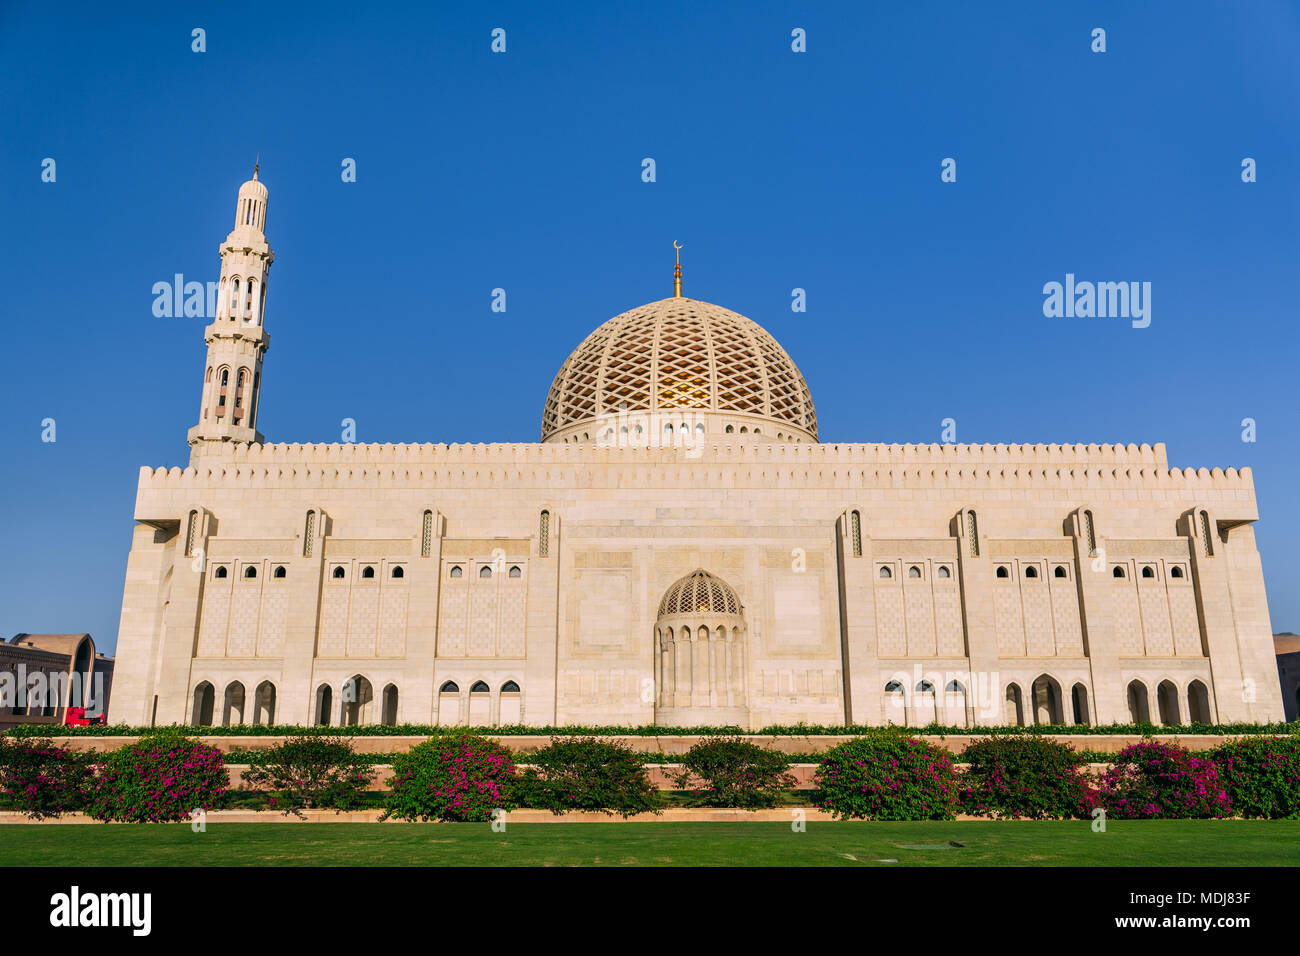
[2,820,1298,866]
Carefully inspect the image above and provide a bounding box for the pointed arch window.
[184,510,199,558]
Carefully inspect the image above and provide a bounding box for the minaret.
[188,164,274,450]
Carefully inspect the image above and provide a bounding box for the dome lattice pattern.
[541,298,817,441]
[657,569,743,617]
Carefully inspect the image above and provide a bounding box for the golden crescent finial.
[672,241,683,297]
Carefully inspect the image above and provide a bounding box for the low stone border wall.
[212,763,834,791]
[217,762,1111,790]
[37,733,1250,756]
[0,808,846,824]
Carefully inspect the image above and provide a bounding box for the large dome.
[541,297,818,444]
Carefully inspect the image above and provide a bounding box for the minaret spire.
[187,168,275,452]
[673,240,682,298]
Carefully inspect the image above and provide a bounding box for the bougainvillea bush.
[385,733,516,822]
[0,737,93,819]
[672,737,796,809]
[960,735,1091,819]
[1094,740,1231,819]
[243,735,375,814]
[1211,736,1300,819]
[814,734,958,820]
[87,731,228,823]
[515,737,659,816]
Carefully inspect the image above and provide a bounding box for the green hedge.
[814,735,959,820]
[672,737,796,808]
[11,720,1299,738]
[1211,736,1300,820]
[514,737,660,816]
[384,733,516,822]
[242,735,375,813]
[960,735,1092,819]
[6,730,1300,819]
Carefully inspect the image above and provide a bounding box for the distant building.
[1276,633,1300,722]
[0,634,113,729]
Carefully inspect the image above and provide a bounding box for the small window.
[1141,566,1155,579]
[362,566,375,579]
[501,680,520,693]
[273,566,286,579]
[1025,566,1038,579]
[996,566,1010,578]
[470,680,489,693]
[332,566,346,579]
[878,566,892,579]
[937,566,951,578]
[508,565,521,578]
[1113,566,1126,579]
[439,680,459,694]
[725,425,734,434]
[479,566,492,579]
[1054,566,1067,578]
[908,566,922,579]
[244,566,258,579]
[214,566,228,579]
[449,565,463,579]
[1170,566,1184,579]
[391,566,404,579]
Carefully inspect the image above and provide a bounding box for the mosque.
[109,170,1285,729]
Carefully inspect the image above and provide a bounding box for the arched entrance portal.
[654,569,748,727]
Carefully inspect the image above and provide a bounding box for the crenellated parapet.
[192,439,1173,467]
[146,440,1254,501]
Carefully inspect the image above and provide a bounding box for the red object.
[63,707,104,726]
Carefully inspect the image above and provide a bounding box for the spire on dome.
[253,152,259,181]
[673,240,682,298]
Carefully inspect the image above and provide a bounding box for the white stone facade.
[108,174,1285,729]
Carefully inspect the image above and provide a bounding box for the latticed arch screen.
[657,569,742,617]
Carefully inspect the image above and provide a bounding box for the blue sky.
[1,0,1297,654]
